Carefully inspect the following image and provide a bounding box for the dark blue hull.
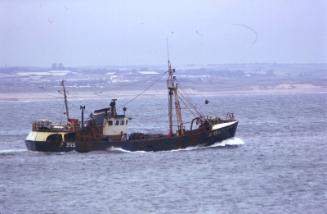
[25,140,75,152]
[76,121,238,152]
[26,121,238,153]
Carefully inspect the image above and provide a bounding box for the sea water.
[0,93,326,214]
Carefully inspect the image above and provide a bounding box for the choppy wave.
[0,148,27,155]
[108,147,147,154]
[209,137,245,147]
[108,137,245,153]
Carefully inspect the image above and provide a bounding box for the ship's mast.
[167,61,184,136]
[167,61,173,136]
[61,80,70,121]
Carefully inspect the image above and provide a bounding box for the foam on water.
[170,137,245,152]
[210,137,245,147]
[0,148,27,155]
[108,147,147,154]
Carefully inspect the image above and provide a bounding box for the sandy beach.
[1,85,326,102]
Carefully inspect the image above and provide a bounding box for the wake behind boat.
[25,61,238,152]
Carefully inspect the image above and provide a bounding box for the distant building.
[51,63,65,70]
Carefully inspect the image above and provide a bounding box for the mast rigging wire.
[177,88,204,117]
[177,94,200,118]
[123,71,168,107]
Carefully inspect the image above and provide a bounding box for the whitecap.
[0,149,27,154]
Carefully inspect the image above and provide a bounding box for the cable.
[178,94,199,118]
[177,88,204,117]
[122,71,168,107]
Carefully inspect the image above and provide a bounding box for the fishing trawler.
[25,81,79,152]
[74,61,238,152]
[25,61,238,152]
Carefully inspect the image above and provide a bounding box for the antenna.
[166,37,170,63]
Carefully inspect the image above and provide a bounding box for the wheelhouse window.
[120,120,124,125]
[108,120,113,126]
[115,120,119,126]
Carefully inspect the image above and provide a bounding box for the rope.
[123,71,168,106]
[177,88,204,117]
[177,94,199,118]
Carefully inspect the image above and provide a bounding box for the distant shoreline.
[1,88,326,102]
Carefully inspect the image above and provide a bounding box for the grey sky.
[0,0,326,66]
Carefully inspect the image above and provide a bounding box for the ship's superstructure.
[89,99,128,140]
